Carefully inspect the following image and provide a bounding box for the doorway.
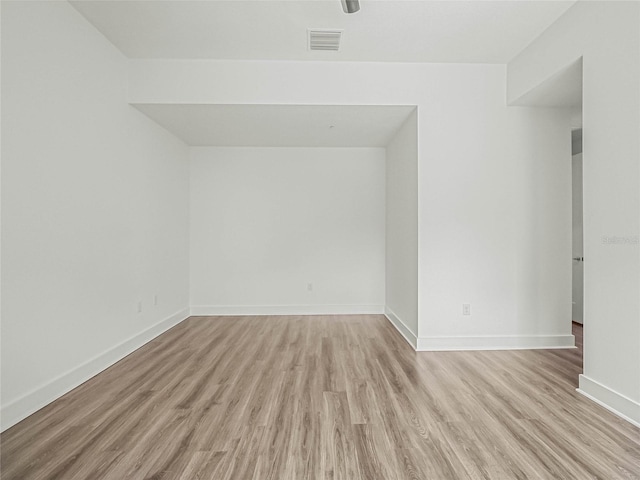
[510,58,584,373]
[571,127,584,355]
[571,128,584,326]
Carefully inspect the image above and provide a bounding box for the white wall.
[189,147,385,315]
[130,60,574,352]
[512,108,572,338]
[1,1,190,430]
[385,110,418,344]
[419,105,572,349]
[509,1,640,425]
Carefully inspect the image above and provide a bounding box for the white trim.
[0,308,190,432]
[384,307,417,349]
[190,304,385,316]
[577,374,640,427]
[415,334,575,351]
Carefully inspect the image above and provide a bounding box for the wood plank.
[1,318,638,480]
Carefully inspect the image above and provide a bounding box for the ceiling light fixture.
[341,0,360,14]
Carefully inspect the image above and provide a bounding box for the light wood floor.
[2,316,639,479]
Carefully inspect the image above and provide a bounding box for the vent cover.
[308,29,342,51]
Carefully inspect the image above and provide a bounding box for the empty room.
[1,1,639,479]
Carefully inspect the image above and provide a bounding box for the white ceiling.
[512,58,582,108]
[511,57,583,128]
[133,104,416,147]
[70,0,575,63]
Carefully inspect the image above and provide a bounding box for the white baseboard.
[190,304,385,316]
[577,374,640,427]
[416,334,575,351]
[0,308,190,432]
[384,307,417,349]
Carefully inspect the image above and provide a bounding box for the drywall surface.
[1,1,190,430]
[385,110,418,341]
[129,59,573,351]
[509,0,640,422]
[189,147,385,314]
[420,103,572,346]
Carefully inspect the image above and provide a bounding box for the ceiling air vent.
[308,29,342,51]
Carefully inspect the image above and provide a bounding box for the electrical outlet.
[462,303,471,316]
[137,300,143,313]
[307,283,313,292]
